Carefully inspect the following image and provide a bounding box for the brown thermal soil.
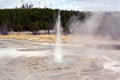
[0,34,69,43]
[0,32,120,44]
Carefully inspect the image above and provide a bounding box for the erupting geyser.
[54,10,63,63]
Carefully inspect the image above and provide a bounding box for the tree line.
[0,8,86,35]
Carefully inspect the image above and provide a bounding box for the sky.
[0,0,120,11]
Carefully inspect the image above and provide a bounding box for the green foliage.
[0,8,86,34]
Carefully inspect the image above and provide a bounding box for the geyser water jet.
[54,10,63,63]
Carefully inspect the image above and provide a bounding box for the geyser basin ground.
[1,39,120,80]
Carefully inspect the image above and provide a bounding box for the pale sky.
[0,0,120,11]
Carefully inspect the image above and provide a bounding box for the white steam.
[69,12,120,39]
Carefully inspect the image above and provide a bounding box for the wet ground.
[0,39,120,80]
